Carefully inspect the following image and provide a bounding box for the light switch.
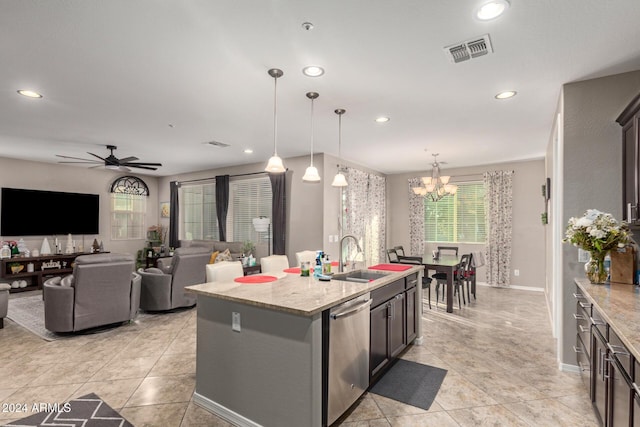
[232,312,241,332]
[578,249,590,263]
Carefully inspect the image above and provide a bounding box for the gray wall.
[559,70,640,365]
[387,159,546,289]
[0,157,159,257]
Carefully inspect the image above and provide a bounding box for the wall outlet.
[514,269,520,276]
[232,312,241,332]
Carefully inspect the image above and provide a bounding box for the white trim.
[553,108,565,362]
[193,392,263,427]
[560,363,580,373]
[476,282,544,292]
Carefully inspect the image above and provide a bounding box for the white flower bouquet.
[563,209,631,283]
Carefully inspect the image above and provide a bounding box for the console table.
[0,252,107,293]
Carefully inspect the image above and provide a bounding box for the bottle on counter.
[322,255,332,275]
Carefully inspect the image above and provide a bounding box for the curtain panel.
[269,172,286,255]
[408,177,425,257]
[169,181,180,248]
[215,175,229,241]
[344,167,386,266]
[483,170,514,286]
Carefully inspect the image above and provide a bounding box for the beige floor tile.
[433,373,499,410]
[179,402,234,426]
[339,419,392,427]
[29,360,105,386]
[387,410,461,426]
[341,394,385,422]
[125,374,195,406]
[369,393,438,418]
[90,355,160,381]
[503,398,600,427]
[119,402,189,427]
[447,404,530,426]
[0,383,82,419]
[148,352,196,377]
[70,378,143,409]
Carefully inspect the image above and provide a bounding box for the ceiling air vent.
[204,140,230,148]
[443,34,493,63]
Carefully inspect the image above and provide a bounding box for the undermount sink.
[332,270,389,283]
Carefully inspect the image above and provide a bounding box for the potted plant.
[9,262,24,274]
[242,241,256,257]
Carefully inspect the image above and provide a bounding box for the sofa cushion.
[209,251,220,264]
[215,249,233,263]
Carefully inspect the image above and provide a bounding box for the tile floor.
[0,286,598,426]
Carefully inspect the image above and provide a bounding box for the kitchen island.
[186,265,423,427]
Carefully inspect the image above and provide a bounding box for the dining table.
[421,254,461,313]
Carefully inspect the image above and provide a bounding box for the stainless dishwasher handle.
[330,299,372,319]
[633,382,640,396]
[628,203,637,222]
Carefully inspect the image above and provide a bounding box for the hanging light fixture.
[302,92,321,182]
[265,68,286,173]
[412,153,458,201]
[331,108,348,187]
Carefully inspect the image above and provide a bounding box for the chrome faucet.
[339,234,363,272]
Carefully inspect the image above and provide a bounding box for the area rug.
[3,392,133,426]
[369,359,447,410]
[6,295,152,342]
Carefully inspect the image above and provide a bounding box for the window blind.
[228,177,272,243]
[424,182,486,243]
[181,183,218,240]
[110,193,146,240]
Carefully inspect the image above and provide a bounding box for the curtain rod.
[177,170,268,185]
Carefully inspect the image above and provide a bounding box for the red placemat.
[284,267,301,274]
[234,275,278,284]
[331,261,339,267]
[368,263,413,271]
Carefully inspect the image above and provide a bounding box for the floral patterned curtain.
[483,170,514,286]
[344,167,386,265]
[408,177,425,257]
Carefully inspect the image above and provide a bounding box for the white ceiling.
[2,1,640,177]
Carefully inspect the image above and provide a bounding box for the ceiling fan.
[56,145,162,171]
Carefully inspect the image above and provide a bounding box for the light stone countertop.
[575,278,640,360]
[186,265,423,317]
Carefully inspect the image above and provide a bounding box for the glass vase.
[585,251,608,284]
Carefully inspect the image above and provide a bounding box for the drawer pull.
[572,292,585,299]
[573,313,585,320]
[572,345,582,354]
[607,343,630,357]
[578,361,590,372]
[633,382,640,396]
[579,301,592,309]
[590,317,605,326]
[578,325,590,334]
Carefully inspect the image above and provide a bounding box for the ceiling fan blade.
[118,156,139,163]
[56,154,100,162]
[122,162,163,166]
[128,164,158,171]
[58,161,103,164]
[87,152,108,162]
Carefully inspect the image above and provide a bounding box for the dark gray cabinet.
[617,92,640,224]
[369,274,419,382]
[575,284,637,427]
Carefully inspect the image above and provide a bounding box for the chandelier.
[412,153,458,201]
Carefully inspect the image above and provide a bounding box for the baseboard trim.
[560,363,580,373]
[476,282,545,292]
[193,392,263,427]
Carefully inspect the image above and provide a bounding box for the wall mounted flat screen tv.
[1,188,99,236]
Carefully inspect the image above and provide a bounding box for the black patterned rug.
[2,393,133,427]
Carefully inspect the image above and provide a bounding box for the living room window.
[424,181,486,243]
[181,183,219,240]
[179,176,271,243]
[227,176,272,243]
[110,193,146,240]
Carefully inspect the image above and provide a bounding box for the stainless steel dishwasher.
[327,292,372,426]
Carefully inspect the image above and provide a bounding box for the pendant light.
[302,92,321,182]
[331,108,348,187]
[265,68,286,173]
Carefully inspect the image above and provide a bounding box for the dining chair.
[295,250,318,266]
[206,261,244,283]
[433,253,470,309]
[469,251,485,300]
[393,246,405,256]
[396,257,432,309]
[260,255,290,274]
[386,248,400,263]
[437,246,459,256]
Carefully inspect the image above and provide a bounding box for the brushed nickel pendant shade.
[302,91,321,182]
[331,108,348,187]
[265,68,286,173]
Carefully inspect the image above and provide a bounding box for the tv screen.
[1,188,99,236]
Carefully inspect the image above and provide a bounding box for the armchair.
[138,246,211,311]
[0,283,9,329]
[43,253,140,333]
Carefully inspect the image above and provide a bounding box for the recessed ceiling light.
[375,117,390,123]
[244,148,254,154]
[302,66,325,77]
[17,89,42,98]
[301,22,314,31]
[168,123,175,128]
[495,90,517,99]
[476,0,510,21]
